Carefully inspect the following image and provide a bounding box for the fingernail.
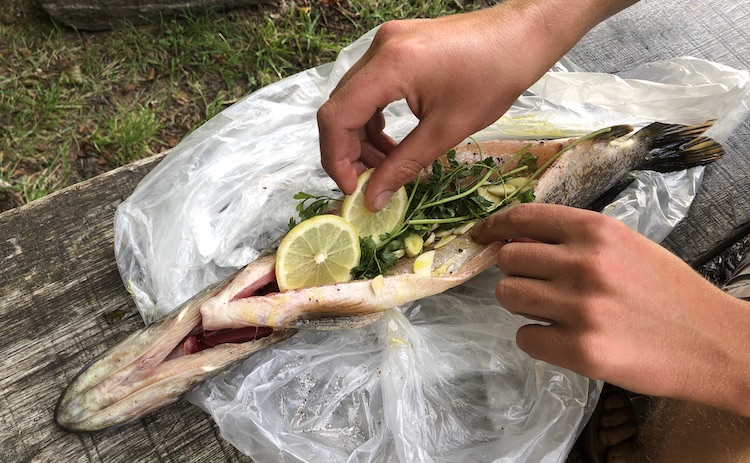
[372,190,394,211]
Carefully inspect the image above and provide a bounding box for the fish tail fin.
[639,120,725,172]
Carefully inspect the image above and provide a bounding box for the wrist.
[483,0,638,75]
[703,295,750,417]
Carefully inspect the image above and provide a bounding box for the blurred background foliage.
[0,0,487,211]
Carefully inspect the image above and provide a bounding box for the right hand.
[472,203,750,417]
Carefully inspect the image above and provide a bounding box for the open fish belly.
[54,267,297,432]
[201,235,504,330]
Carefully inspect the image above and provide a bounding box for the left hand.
[471,203,750,416]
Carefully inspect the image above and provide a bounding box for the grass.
[0,0,486,212]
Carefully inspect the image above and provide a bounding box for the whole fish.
[55,121,723,432]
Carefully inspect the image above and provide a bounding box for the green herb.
[288,192,337,229]
[516,152,538,174]
[351,236,402,280]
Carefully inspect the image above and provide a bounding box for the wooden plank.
[0,154,251,462]
[566,0,750,266]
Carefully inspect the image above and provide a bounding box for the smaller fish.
[55,121,723,432]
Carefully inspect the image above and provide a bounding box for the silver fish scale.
[534,137,648,208]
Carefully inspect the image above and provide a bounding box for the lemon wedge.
[340,169,408,245]
[275,214,361,291]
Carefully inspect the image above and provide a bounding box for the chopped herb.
[288,192,337,229]
[517,152,538,174]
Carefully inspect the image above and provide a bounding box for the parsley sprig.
[348,147,538,280]
[287,192,338,229]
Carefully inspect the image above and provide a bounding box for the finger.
[515,323,581,371]
[358,143,387,168]
[364,115,467,210]
[472,203,598,245]
[364,109,397,156]
[495,241,566,280]
[495,276,560,322]
[318,64,405,195]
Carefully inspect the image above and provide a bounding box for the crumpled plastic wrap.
[113,26,750,463]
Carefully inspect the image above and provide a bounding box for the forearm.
[682,291,750,417]
[476,0,639,91]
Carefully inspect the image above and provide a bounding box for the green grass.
[0,0,482,212]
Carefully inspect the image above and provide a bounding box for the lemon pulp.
[340,169,408,244]
[275,214,361,291]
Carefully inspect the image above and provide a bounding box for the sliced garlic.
[477,186,502,204]
[486,184,517,197]
[453,220,477,235]
[520,179,538,193]
[392,249,406,259]
[370,274,384,296]
[404,234,424,257]
[434,228,454,238]
[423,232,436,247]
[506,177,529,188]
[413,250,435,276]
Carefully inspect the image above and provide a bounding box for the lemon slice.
[340,169,408,244]
[275,214,361,291]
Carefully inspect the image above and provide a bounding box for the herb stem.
[407,215,472,226]
[419,169,494,209]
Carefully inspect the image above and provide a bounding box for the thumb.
[364,119,461,211]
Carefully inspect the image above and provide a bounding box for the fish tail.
[638,121,725,172]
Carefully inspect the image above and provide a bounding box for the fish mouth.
[54,268,298,433]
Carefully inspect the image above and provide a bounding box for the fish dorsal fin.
[593,124,635,141]
[638,120,725,172]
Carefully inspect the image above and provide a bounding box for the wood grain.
[566,0,750,266]
[0,155,252,462]
[1,1,748,462]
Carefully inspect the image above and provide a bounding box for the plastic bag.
[113,26,750,463]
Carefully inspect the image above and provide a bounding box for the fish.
[55,120,723,432]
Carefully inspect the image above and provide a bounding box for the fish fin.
[288,312,385,330]
[593,124,635,141]
[638,121,725,172]
[586,173,638,212]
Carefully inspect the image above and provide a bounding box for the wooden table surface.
[1,1,748,462]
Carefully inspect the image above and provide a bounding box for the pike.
[56,121,724,432]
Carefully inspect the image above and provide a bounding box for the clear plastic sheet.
[113,26,750,463]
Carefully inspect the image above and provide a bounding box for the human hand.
[471,203,750,416]
[318,4,575,210]
[318,1,640,210]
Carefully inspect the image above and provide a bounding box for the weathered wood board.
[566,0,750,267]
[0,155,250,462]
[1,1,748,462]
